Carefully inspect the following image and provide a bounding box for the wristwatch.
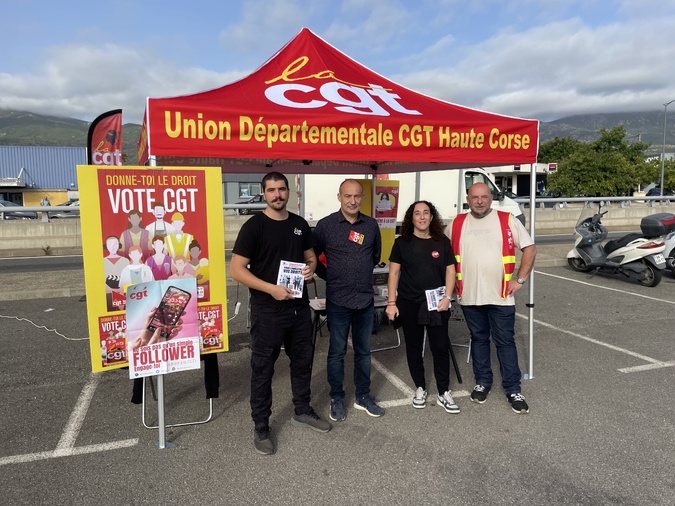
[516,277,526,285]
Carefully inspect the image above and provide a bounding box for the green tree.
[542,125,652,196]
[646,158,675,190]
[548,147,635,196]
[591,126,651,165]
[538,137,585,163]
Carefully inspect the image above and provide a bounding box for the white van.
[301,167,524,225]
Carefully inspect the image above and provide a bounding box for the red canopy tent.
[137,27,541,378]
[138,27,538,174]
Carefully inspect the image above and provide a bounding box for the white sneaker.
[437,391,460,414]
[412,387,427,409]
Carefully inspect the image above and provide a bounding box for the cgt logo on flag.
[88,109,123,166]
[348,230,365,245]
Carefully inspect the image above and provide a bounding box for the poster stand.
[141,374,214,449]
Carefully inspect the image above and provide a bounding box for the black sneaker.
[507,393,529,414]
[291,407,332,432]
[354,394,385,417]
[470,385,490,404]
[253,425,275,455]
[330,397,346,421]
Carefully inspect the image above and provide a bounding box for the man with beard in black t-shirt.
[230,172,331,455]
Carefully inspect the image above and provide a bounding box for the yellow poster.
[77,165,228,373]
[359,179,399,264]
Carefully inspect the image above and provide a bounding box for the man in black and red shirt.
[231,172,331,455]
[314,179,385,422]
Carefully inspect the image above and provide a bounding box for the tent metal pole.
[526,163,536,380]
[368,172,379,220]
[148,154,174,449]
[415,172,421,202]
[299,174,305,219]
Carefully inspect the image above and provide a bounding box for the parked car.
[0,199,38,219]
[645,188,675,197]
[501,190,523,200]
[50,199,80,218]
[236,194,265,215]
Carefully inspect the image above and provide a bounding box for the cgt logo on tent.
[264,56,421,118]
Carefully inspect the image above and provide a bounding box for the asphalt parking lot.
[1,247,674,505]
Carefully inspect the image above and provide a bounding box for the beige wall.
[1,204,674,257]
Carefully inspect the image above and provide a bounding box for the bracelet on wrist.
[387,301,397,306]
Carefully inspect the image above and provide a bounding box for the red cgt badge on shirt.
[349,230,365,245]
[431,250,440,258]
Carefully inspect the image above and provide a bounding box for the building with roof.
[0,146,85,206]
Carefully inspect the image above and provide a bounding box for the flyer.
[277,260,305,298]
[125,278,200,378]
[425,286,447,311]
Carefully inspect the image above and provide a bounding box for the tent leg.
[525,162,537,380]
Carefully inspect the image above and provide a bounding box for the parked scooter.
[652,213,675,276]
[665,232,675,276]
[631,212,675,277]
[566,204,668,287]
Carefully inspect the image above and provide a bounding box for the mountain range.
[1,108,673,166]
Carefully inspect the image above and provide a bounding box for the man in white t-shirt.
[447,182,536,414]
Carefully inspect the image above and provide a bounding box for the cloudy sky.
[2,0,674,124]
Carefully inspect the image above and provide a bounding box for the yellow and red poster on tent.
[359,179,399,264]
[77,165,228,373]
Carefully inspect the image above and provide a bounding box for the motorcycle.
[566,204,668,287]
[656,214,675,276]
[666,234,675,276]
[635,212,675,277]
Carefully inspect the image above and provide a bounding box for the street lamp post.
[660,99,675,197]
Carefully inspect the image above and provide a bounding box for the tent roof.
[139,28,539,174]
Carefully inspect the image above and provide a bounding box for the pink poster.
[125,278,200,378]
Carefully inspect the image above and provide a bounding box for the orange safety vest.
[450,210,516,300]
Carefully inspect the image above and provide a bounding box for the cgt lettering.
[203,336,220,347]
[399,124,434,147]
[108,187,198,214]
[93,150,123,166]
[129,288,149,300]
[266,82,421,117]
[264,56,421,117]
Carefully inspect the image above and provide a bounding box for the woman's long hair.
[400,200,445,240]
[126,209,143,229]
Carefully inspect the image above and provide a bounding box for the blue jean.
[461,305,522,395]
[326,300,374,399]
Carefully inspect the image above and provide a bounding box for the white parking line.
[519,314,663,364]
[618,361,675,373]
[56,374,99,450]
[518,273,674,374]
[0,440,139,466]
[534,270,675,305]
[370,355,470,408]
[0,374,138,467]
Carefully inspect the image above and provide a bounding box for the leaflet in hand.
[425,286,446,311]
[277,260,305,298]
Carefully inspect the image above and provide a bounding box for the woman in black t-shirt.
[386,201,460,414]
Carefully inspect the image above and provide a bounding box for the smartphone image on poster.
[147,285,192,338]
